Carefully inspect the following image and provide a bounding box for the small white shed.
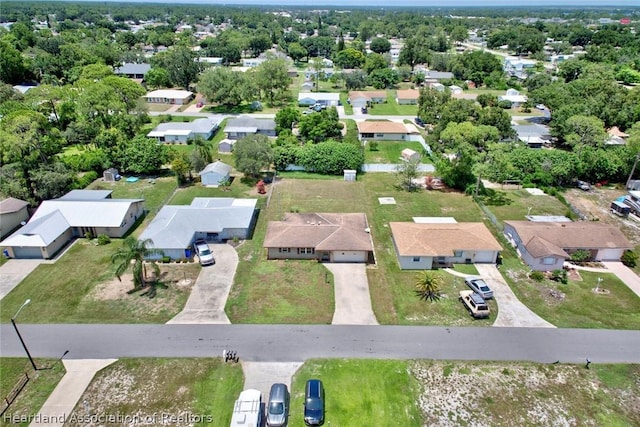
[344,169,357,181]
[199,161,232,186]
[401,148,420,162]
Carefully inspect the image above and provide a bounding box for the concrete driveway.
[0,259,43,300]
[167,243,237,324]
[241,361,303,402]
[324,263,378,325]
[602,261,640,298]
[474,264,555,328]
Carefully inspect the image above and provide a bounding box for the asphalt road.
[2,324,640,364]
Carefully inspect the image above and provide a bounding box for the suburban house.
[263,212,374,263]
[348,91,387,108]
[395,89,420,105]
[242,58,266,68]
[498,88,528,108]
[297,92,340,107]
[504,221,633,271]
[390,222,502,270]
[304,68,335,80]
[513,123,552,148]
[301,81,314,91]
[503,57,537,79]
[138,198,257,260]
[0,198,29,239]
[147,118,219,143]
[224,117,276,140]
[0,190,144,259]
[606,126,629,146]
[114,63,151,80]
[357,121,413,141]
[144,89,194,105]
[428,82,445,92]
[199,161,232,186]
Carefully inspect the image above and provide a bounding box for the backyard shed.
[199,161,232,186]
[401,148,420,162]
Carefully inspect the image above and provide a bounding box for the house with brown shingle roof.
[395,89,419,105]
[357,121,412,141]
[390,222,502,270]
[504,221,633,271]
[348,91,387,108]
[0,198,29,239]
[264,213,374,263]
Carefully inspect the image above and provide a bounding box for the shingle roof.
[145,89,193,99]
[390,222,502,256]
[139,198,257,249]
[147,118,218,137]
[357,121,408,134]
[396,89,419,100]
[114,63,151,75]
[505,221,633,255]
[0,198,29,214]
[264,213,373,252]
[225,117,276,132]
[348,91,387,100]
[297,92,340,101]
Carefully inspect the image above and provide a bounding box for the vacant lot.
[481,188,569,221]
[364,140,429,163]
[0,241,197,324]
[68,359,243,427]
[367,93,418,116]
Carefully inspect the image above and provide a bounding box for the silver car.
[266,383,289,427]
[464,277,493,299]
[193,240,215,266]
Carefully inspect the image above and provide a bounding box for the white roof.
[0,210,70,247]
[138,198,257,250]
[297,92,340,101]
[230,389,262,427]
[145,89,193,99]
[199,161,232,176]
[413,217,458,224]
[30,199,142,228]
[499,95,528,103]
[147,118,218,138]
[59,190,113,200]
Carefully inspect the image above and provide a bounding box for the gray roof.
[0,197,29,214]
[199,161,232,176]
[225,117,275,132]
[115,63,151,75]
[425,71,454,79]
[149,118,219,136]
[513,124,551,140]
[58,190,112,201]
[139,198,257,249]
[0,210,69,247]
[30,199,143,228]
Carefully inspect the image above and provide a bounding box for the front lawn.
[480,188,569,221]
[73,359,243,427]
[289,359,422,427]
[364,140,429,163]
[367,93,418,116]
[0,358,66,427]
[0,241,196,324]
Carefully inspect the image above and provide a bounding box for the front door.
[321,252,330,262]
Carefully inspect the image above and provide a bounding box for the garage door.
[12,247,43,259]
[332,251,367,263]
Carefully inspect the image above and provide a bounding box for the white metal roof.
[297,92,340,101]
[0,210,70,247]
[198,161,232,176]
[30,199,143,228]
[145,89,193,99]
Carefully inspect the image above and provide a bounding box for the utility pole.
[626,153,640,190]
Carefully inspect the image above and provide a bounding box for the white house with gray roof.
[139,198,257,260]
[199,161,232,186]
[0,190,144,259]
[224,117,276,140]
[114,63,151,79]
[147,118,219,143]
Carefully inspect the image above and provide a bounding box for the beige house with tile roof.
[390,222,502,269]
[264,213,374,263]
[504,221,632,271]
[357,121,413,141]
[395,89,420,104]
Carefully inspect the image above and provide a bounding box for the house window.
[362,133,374,138]
[437,256,445,263]
[298,248,315,254]
[279,248,290,253]
[376,133,384,137]
[542,257,555,265]
[453,250,463,257]
[412,257,420,262]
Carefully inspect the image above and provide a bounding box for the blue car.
[304,379,325,426]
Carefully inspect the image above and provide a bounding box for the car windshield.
[306,398,322,411]
[269,402,284,415]
[480,285,490,291]
[200,248,211,256]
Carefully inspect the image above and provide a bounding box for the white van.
[230,389,262,427]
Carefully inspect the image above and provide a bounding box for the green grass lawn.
[0,241,196,324]
[74,359,243,427]
[87,175,177,214]
[168,173,261,205]
[481,189,570,221]
[289,359,422,427]
[0,359,66,426]
[368,93,418,116]
[364,140,430,163]
[339,92,353,114]
[452,264,479,275]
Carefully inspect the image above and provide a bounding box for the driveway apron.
[241,361,303,400]
[167,243,237,324]
[601,261,640,299]
[474,264,555,328]
[0,259,43,300]
[324,263,378,325]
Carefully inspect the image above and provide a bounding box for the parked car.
[266,383,289,427]
[576,180,591,191]
[459,290,490,319]
[464,277,493,299]
[361,106,368,114]
[536,104,546,110]
[193,240,215,266]
[414,117,425,127]
[304,379,325,426]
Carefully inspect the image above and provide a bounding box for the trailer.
[610,200,630,217]
[230,389,262,427]
[623,191,640,216]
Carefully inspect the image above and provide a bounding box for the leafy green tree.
[233,134,273,177]
[30,162,74,200]
[0,39,29,84]
[275,106,302,134]
[334,48,366,69]
[145,68,172,89]
[417,88,451,125]
[449,51,502,86]
[151,45,201,89]
[450,26,468,44]
[171,152,191,185]
[370,37,391,54]
[479,107,515,139]
[256,59,291,106]
[249,34,271,57]
[564,115,607,148]
[414,271,443,302]
[616,68,640,85]
[440,122,500,151]
[364,53,388,75]
[398,36,431,71]
[297,140,364,175]
[287,42,307,63]
[198,67,253,107]
[368,68,398,89]
[524,73,552,92]
[298,107,343,143]
[621,250,638,268]
[396,157,421,191]
[436,142,478,191]
[78,63,113,80]
[343,70,367,90]
[111,236,163,291]
[110,136,169,174]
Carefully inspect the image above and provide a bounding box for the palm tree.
[414,271,443,302]
[111,237,164,291]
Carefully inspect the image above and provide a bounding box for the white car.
[194,240,215,266]
[464,277,493,299]
[536,104,546,110]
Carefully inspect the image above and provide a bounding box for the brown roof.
[505,221,633,255]
[0,198,29,214]
[357,121,408,134]
[264,213,373,251]
[390,222,502,256]
[396,89,419,100]
[608,126,629,138]
[348,90,387,100]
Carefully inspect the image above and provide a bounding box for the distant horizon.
[17,0,640,7]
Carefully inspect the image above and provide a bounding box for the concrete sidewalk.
[30,359,117,427]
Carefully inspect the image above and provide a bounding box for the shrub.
[530,271,545,282]
[84,231,93,239]
[570,249,591,263]
[162,256,171,263]
[96,234,111,245]
[550,269,568,284]
[368,140,379,151]
[621,250,638,268]
[74,171,99,189]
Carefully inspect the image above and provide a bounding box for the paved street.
[2,324,639,364]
